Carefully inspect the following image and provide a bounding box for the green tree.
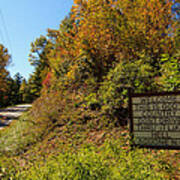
[19,79,33,103]
[28,36,51,98]
[7,73,23,105]
[27,68,43,100]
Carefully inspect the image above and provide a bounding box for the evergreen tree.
[27,36,51,99]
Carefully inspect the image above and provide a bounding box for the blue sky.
[0,0,74,79]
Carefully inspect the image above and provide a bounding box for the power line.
[0,26,5,44]
[0,9,13,55]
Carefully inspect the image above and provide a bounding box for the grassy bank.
[0,110,179,180]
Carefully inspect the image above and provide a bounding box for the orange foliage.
[0,44,10,93]
[46,0,176,85]
[42,71,52,88]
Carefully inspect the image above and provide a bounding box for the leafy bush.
[84,57,157,126]
[157,52,180,91]
[16,140,166,180]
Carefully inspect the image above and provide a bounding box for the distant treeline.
[0,44,39,107]
[0,69,34,108]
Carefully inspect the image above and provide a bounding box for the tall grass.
[16,140,166,180]
[0,112,41,156]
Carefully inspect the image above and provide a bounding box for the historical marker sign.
[129,91,180,149]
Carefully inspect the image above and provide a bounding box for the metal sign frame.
[129,90,180,150]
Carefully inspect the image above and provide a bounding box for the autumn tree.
[27,0,179,126]
[0,44,11,107]
[47,13,77,85]
[69,0,176,82]
[0,45,10,91]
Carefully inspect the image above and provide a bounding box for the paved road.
[0,104,32,130]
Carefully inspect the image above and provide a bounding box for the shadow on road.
[0,108,27,113]
[0,122,8,127]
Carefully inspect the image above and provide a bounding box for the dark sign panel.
[129,91,180,149]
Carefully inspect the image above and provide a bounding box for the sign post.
[129,91,180,149]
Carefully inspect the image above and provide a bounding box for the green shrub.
[17,140,166,180]
[157,52,180,91]
[84,57,157,126]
